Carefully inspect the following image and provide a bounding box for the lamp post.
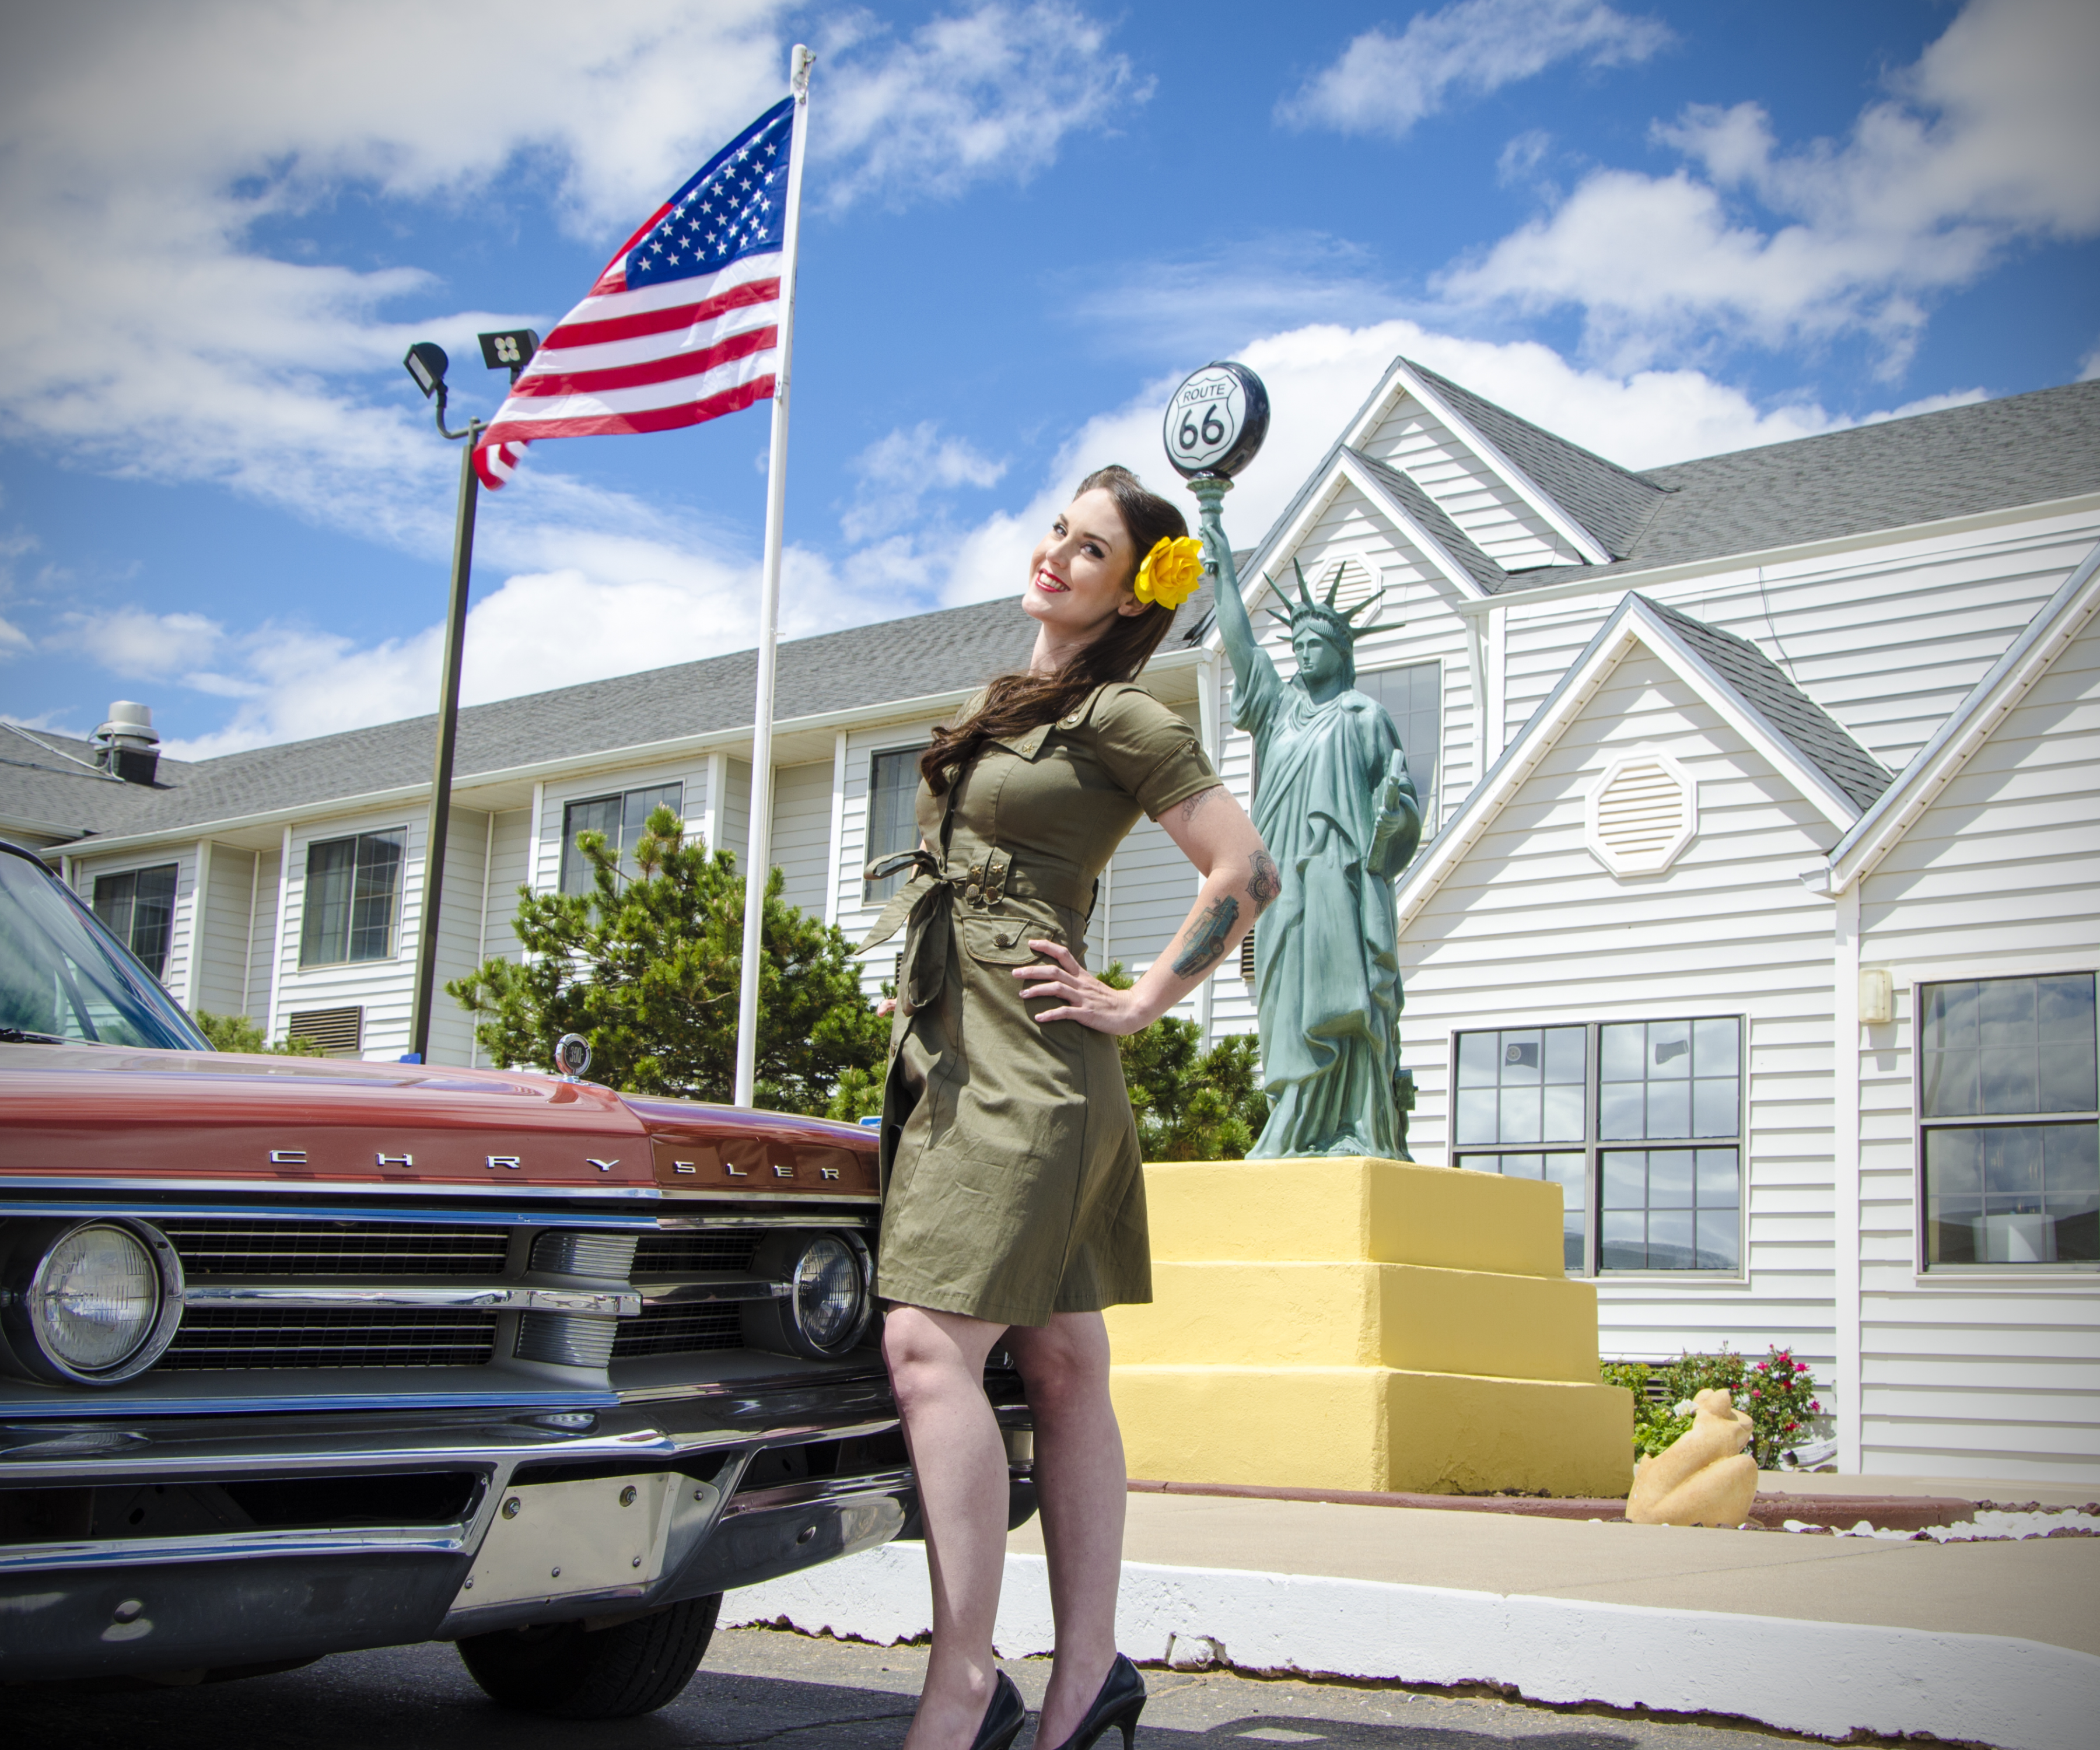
[399,330,537,1064]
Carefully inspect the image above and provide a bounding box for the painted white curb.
[723,1545,2100,1750]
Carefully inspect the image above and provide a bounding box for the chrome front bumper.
[0,1375,1010,1680]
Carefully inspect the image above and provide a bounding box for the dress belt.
[863,848,1096,1012]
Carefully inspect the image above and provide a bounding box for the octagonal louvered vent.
[1586,752,1697,876]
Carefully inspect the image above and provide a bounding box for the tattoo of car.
[1172,894,1241,978]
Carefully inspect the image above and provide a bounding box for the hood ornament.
[554,1034,592,1082]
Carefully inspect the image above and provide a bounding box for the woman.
[863,465,1274,1750]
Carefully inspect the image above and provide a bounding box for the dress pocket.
[958,907,1065,967]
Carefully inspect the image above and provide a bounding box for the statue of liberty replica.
[1212,556,1423,1157]
[1165,360,1424,1159]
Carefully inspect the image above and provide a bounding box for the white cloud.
[817,2,1149,211]
[933,317,1983,611]
[0,1,1138,571]
[841,422,1007,541]
[0,616,30,657]
[1437,0,2100,376]
[2080,341,2100,382]
[1496,129,1554,187]
[50,608,228,679]
[1279,0,1670,139]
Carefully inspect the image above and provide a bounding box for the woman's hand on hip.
[1014,942,1153,1034]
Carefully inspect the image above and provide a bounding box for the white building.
[11,366,2096,1483]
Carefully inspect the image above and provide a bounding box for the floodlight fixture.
[478,328,541,382]
[403,342,450,400]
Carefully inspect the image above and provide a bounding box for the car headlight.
[0,1219,184,1385]
[743,1231,872,1361]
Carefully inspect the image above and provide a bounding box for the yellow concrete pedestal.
[1105,1158,1634,1497]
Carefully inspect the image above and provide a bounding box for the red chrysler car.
[0,837,1032,1716]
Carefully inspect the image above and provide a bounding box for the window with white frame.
[559,783,682,895]
[300,830,404,967]
[1919,973,2097,1269]
[1451,1016,1744,1275]
[1355,660,1440,823]
[92,864,178,979]
[863,746,929,904]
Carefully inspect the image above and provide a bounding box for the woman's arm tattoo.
[1177,783,1221,825]
[1172,894,1241,979]
[1247,849,1280,912]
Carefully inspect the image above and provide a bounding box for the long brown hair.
[921,465,1188,794]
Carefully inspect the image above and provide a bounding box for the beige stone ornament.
[1625,1388,1759,1527]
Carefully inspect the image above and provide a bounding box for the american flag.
[474,97,797,489]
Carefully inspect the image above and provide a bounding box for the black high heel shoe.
[970,1668,1026,1750]
[1040,1653,1146,1750]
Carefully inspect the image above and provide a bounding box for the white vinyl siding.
[769,759,834,919]
[1853,603,2100,1483]
[1358,390,1584,572]
[1399,645,1845,1387]
[427,808,490,1069]
[244,848,281,1020]
[194,845,257,1018]
[1499,517,2100,776]
[479,808,532,960]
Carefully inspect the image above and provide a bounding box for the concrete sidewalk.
[1007,1478,2100,1656]
[725,1472,2100,1749]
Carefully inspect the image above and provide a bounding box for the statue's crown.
[1264,558,1382,648]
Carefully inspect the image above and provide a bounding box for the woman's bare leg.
[884,1304,1012,1750]
[1005,1312,1126,1748]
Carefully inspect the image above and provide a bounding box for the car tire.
[456,1593,721,1718]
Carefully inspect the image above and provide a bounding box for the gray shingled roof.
[1488,376,2100,593]
[1638,596,1894,811]
[1406,358,1670,561]
[3,584,1215,845]
[0,726,201,841]
[1346,449,1508,592]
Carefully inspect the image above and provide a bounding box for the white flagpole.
[733,43,814,1108]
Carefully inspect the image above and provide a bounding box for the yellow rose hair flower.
[1133,535,1203,610]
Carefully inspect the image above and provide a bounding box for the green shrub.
[1602,1347,1824,1468]
[194,1010,326,1056]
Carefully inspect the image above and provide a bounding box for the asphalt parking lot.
[5,1623,1869,1748]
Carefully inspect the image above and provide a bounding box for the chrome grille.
[160,1220,510,1279]
[633,1233,761,1275]
[614,1305,743,1358]
[159,1308,499,1370]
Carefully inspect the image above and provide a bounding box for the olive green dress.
[862,681,1219,1326]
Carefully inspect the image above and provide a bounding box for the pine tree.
[449,806,887,1115]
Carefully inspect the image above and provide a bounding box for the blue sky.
[4,0,2095,757]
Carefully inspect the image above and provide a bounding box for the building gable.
[1398,595,1887,935]
[1342,358,1625,570]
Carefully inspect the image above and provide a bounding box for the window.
[300,830,404,967]
[92,864,178,979]
[560,783,682,895]
[1452,1016,1744,1275]
[1919,974,2097,1269]
[1356,660,1441,822]
[863,747,929,904]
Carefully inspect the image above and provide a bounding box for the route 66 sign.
[1163,360,1270,480]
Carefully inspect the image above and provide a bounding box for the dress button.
[995,933,1014,947]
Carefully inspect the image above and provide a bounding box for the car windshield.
[0,849,206,1050]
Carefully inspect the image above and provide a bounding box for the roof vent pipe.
[94,700,160,786]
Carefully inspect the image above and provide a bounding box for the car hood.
[0,1042,878,1198]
